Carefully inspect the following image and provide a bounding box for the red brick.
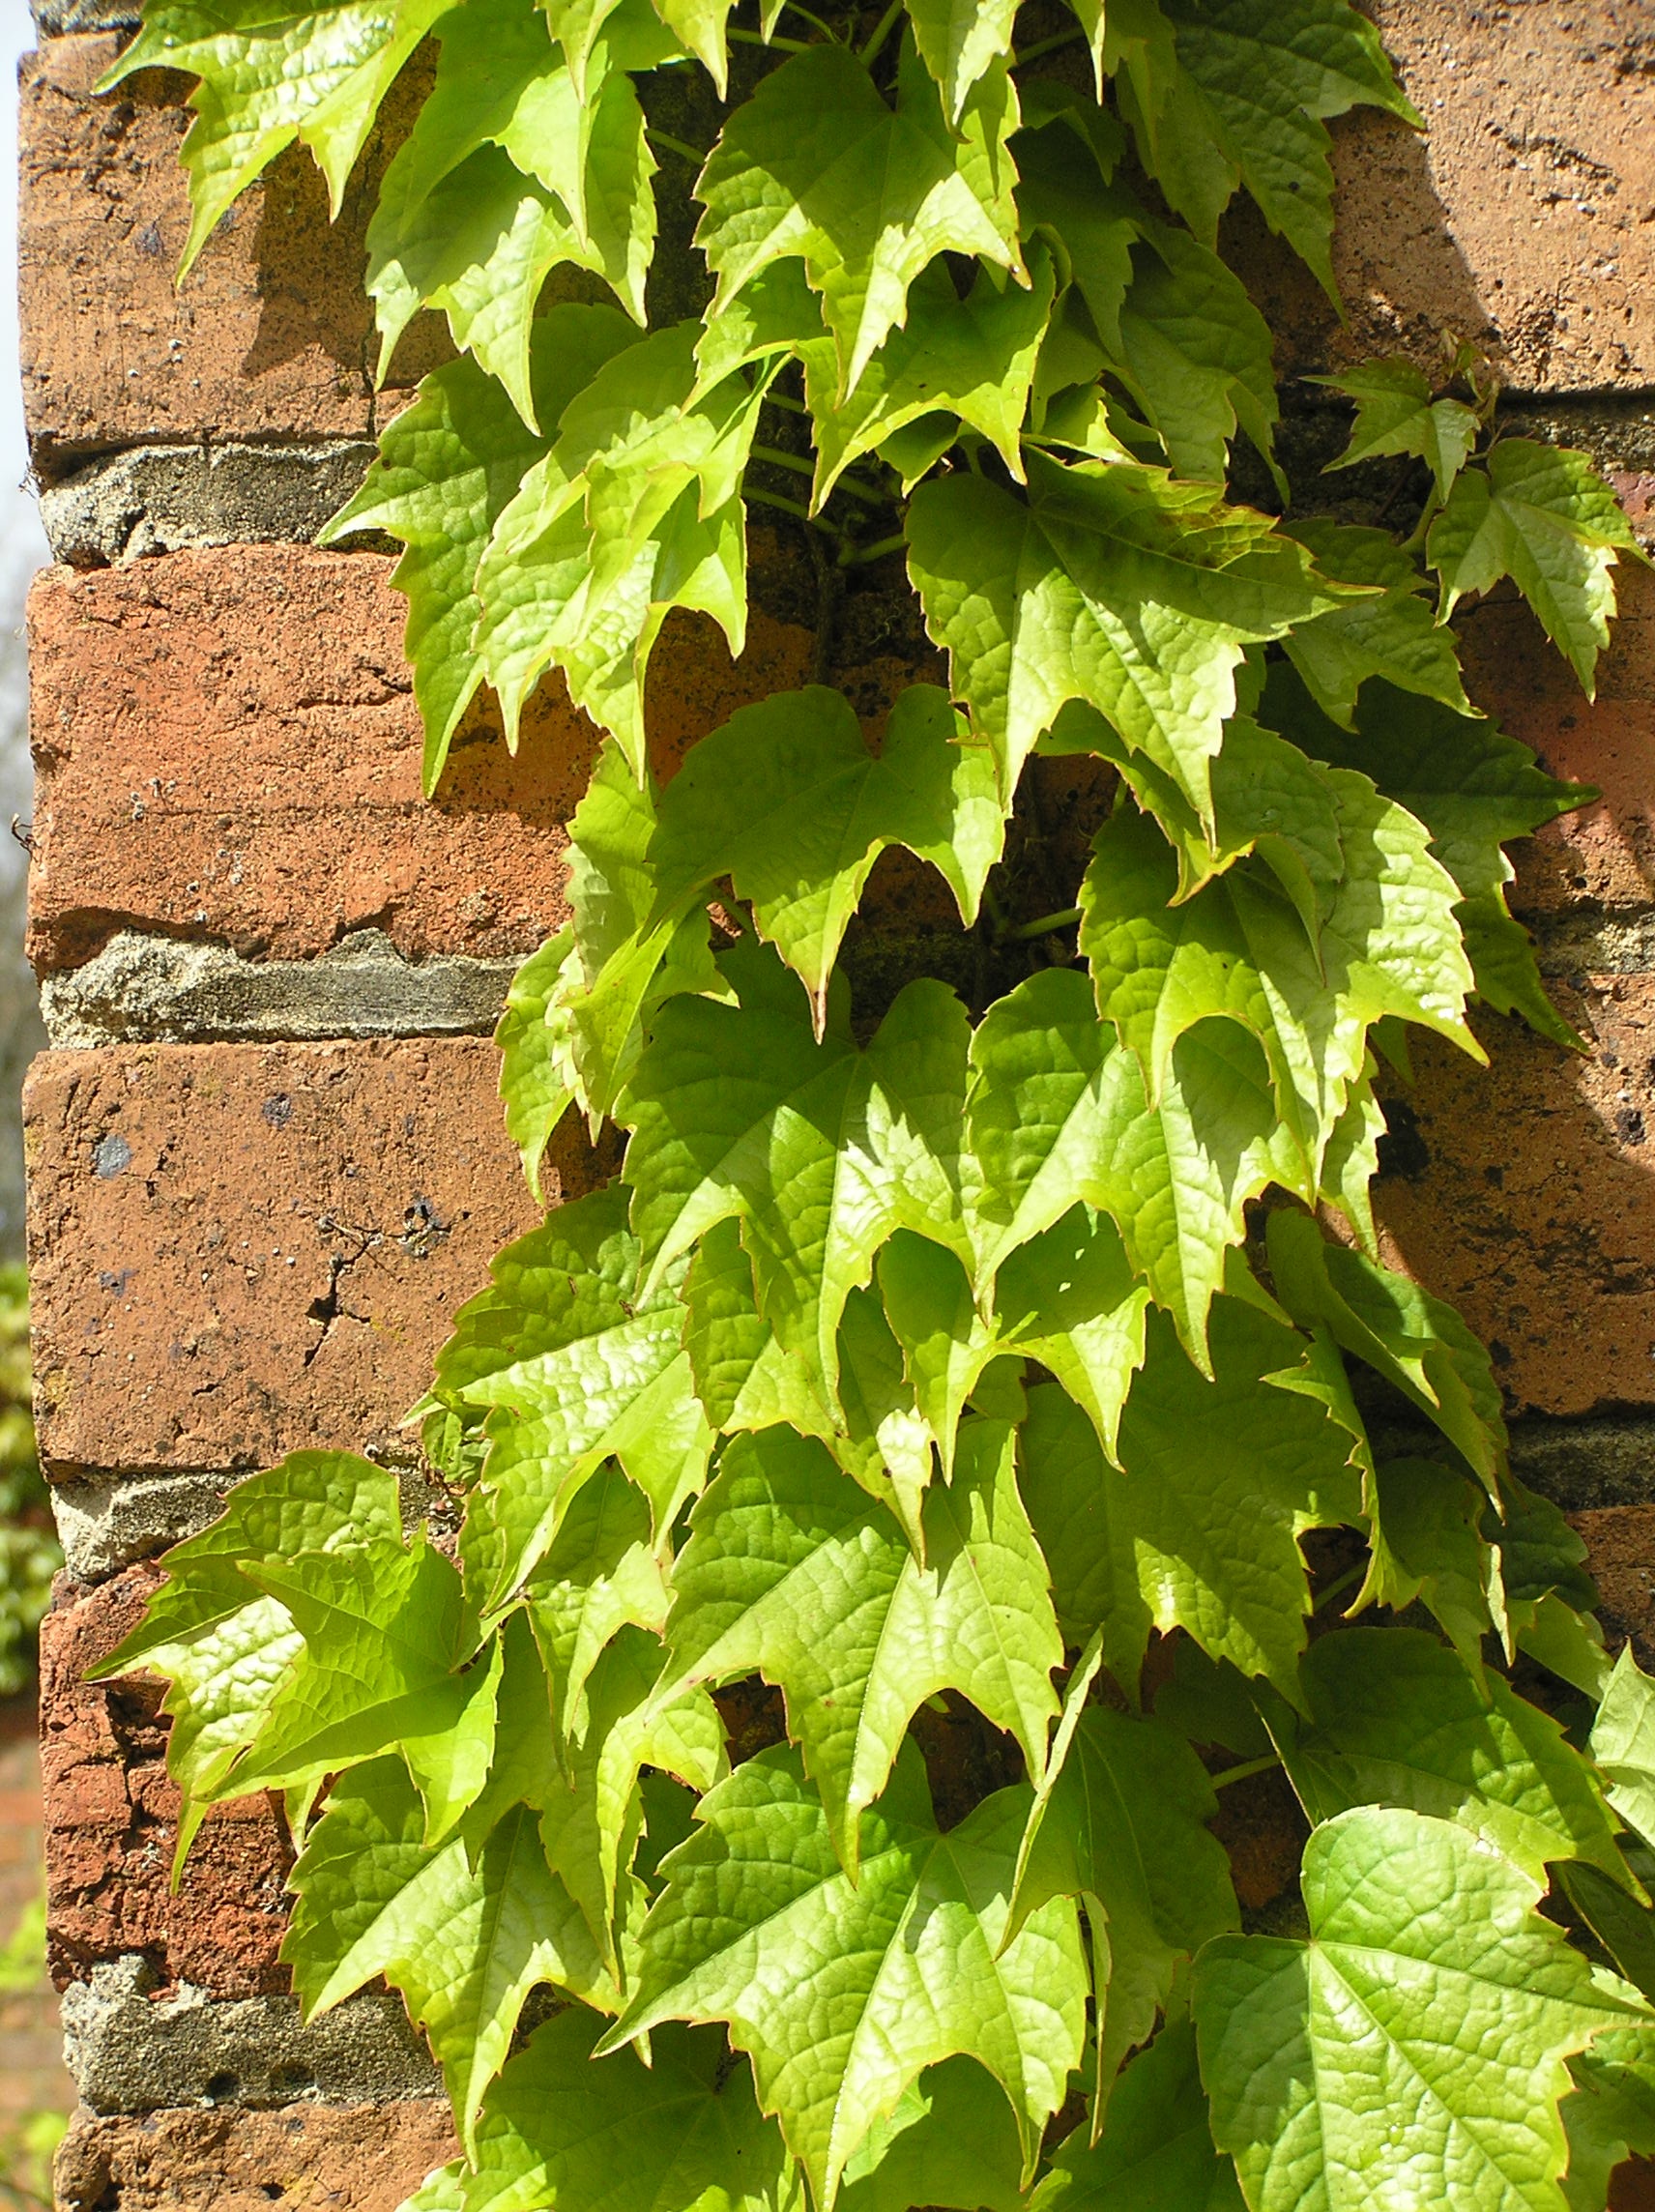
[1373,978,1655,1420]
[1242,0,1655,390]
[40,1568,294,1996]
[22,1038,576,1475]
[54,2100,457,2212]
[25,545,837,974]
[18,35,450,462]
[1570,1504,1655,1667]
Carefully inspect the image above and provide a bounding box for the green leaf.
[1271,1627,1629,1893]
[496,929,580,1197]
[906,454,1350,814]
[1564,2027,1655,2212]
[645,685,1005,1032]
[1079,788,1476,1194]
[102,0,448,272]
[524,1464,669,1745]
[320,307,640,787]
[1265,1208,1508,1493]
[873,1234,999,1480]
[441,2009,802,2212]
[682,1218,840,1443]
[1591,1645,1655,1850]
[1020,1299,1363,1695]
[664,1420,1060,1875]
[990,1208,1151,1465]
[905,0,1018,123]
[472,324,769,770]
[1316,358,1480,501]
[1195,1806,1646,2212]
[621,943,974,1401]
[598,1743,1089,2210]
[432,1186,711,1608]
[1030,2021,1245,2212]
[697,42,1023,401]
[284,1759,615,2151]
[967,966,1294,1354]
[1280,519,1473,728]
[1430,440,1645,696]
[1352,1457,1508,1673]
[1009,1697,1237,2107]
[801,251,1055,500]
[837,2058,1027,2212]
[1147,0,1419,298]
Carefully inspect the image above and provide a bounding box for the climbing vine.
[94,0,1655,2205]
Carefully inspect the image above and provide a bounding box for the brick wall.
[17,2,1655,2206]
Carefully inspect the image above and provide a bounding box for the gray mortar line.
[1528,908,1655,979]
[38,442,379,568]
[62,1964,444,2115]
[40,929,519,1049]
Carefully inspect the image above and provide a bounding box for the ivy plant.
[96,1,1655,2208]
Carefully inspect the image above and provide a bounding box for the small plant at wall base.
[93,2,1655,2206]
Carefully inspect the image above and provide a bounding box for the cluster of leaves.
[103,0,1655,2207]
[0,1266,59,1700]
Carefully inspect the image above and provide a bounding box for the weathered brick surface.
[1373,980,1655,1420]
[1246,0,1655,389]
[1571,1504,1655,1668]
[54,2099,457,2212]
[18,35,451,463]
[23,1039,568,1475]
[24,545,843,974]
[40,1567,293,1994]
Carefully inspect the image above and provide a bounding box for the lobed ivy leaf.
[319,306,640,787]
[523,1463,668,1746]
[906,453,1351,815]
[1430,439,1646,697]
[1280,519,1473,729]
[663,1420,1060,1876]
[621,942,975,1402]
[101,0,448,273]
[905,0,1018,125]
[644,685,1005,1033]
[285,1759,615,2150]
[1268,1627,1630,1893]
[836,2057,1025,2212]
[1020,1298,1363,1696]
[496,927,580,1196]
[1563,2027,1655,2212]
[1315,358,1481,502]
[431,1186,711,1609]
[1030,2021,1244,2212]
[1590,1645,1655,1850]
[432,2009,803,2212]
[1195,1806,1647,2212]
[968,966,1297,1356]
[989,1208,1151,1466]
[696,42,1023,402]
[1266,1208,1508,1494]
[1008,1689,1238,2110]
[597,1742,1089,2210]
[1352,1456,1508,1674]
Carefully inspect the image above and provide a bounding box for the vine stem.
[744,484,840,538]
[1209,1752,1283,1790]
[646,129,708,166]
[858,0,905,65]
[1314,1561,1368,1615]
[1001,904,1082,942]
[837,531,909,568]
[751,447,887,509]
[728,26,815,49]
[1010,26,1089,65]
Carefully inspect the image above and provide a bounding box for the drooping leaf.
[1265,1208,1508,1494]
[496,928,581,1197]
[523,1463,669,1745]
[905,0,1019,124]
[1019,1299,1363,1695]
[1430,439,1646,696]
[1008,1695,1237,2107]
[598,1744,1089,2210]
[432,1186,711,1609]
[621,942,975,1400]
[1352,1456,1508,1673]
[1315,358,1481,502]
[989,1208,1151,1465]
[439,2008,803,2212]
[284,1758,616,2150]
[1195,1806,1646,2212]
[102,0,449,271]
[1030,2021,1245,2212]
[1269,1627,1630,1892]
[664,1420,1060,1875]
[644,685,1005,1032]
[1280,519,1472,728]
[906,453,1350,814]
[319,307,640,786]
[697,42,1024,400]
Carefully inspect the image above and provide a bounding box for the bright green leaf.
[1031,2021,1245,2212]
[1316,358,1480,502]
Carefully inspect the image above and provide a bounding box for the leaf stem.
[645,129,708,166]
[728,25,815,49]
[1011,26,1089,65]
[751,447,886,509]
[744,484,840,538]
[1314,1561,1368,1615]
[857,0,905,65]
[1209,1752,1283,1790]
[837,531,909,568]
[1002,904,1082,942]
